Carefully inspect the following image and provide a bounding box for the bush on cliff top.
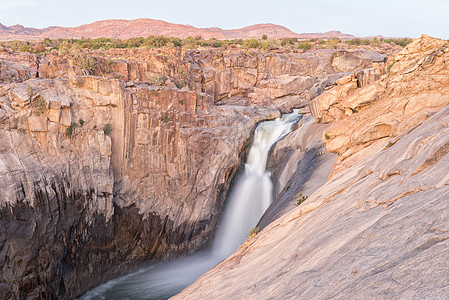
[73,53,97,75]
[0,36,412,55]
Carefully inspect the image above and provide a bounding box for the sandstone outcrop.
[174,35,449,299]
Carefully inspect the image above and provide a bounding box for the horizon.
[1,0,449,39]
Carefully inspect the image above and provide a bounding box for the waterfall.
[212,110,302,259]
[79,110,302,300]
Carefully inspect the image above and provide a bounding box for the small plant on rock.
[66,122,77,138]
[103,123,112,135]
[32,95,47,116]
[294,193,308,206]
[105,59,116,74]
[175,79,184,89]
[148,74,165,86]
[27,86,34,98]
[160,112,169,123]
[73,53,97,75]
[387,61,396,73]
[248,227,259,240]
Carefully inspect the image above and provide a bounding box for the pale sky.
[1,0,448,39]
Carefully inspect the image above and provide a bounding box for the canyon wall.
[0,46,385,299]
[174,35,449,299]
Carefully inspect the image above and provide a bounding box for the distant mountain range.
[0,18,356,40]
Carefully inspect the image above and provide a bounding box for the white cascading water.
[212,110,302,259]
[79,110,302,300]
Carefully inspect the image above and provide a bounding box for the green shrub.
[73,53,97,75]
[32,96,47,116]
[242,38,261,49]
[79,118,85,126]
[160,112,169,123]
[297,41,312,50]
[384,38,412,47]
[248,227,259,240]
[387,61,396,73]
[346,38,363,46]
[280,37,298,47]
[65,122,77,138]
[148,74,165,86]
[370,38,382,47]
[105,59,116,74]
[103,123,112,135]
[325,38,339,49]
[294,193,308,206]
[261,41,270,50]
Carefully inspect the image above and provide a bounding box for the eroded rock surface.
[174,36,449,300]
[1,47,387,110]
[0,76,278,299]
[0,46,388,299]
[311,35,449,176]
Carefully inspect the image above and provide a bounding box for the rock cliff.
[0,76,280,299]
[0,45,386,299]
[174,35,449,299]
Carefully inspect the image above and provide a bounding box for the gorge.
[79,110,302,299]
[0,33,448,300]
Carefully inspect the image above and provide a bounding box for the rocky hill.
[174,35,449,299]
[0,18,355,40]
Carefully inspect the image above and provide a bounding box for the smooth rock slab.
[174,105,449,300]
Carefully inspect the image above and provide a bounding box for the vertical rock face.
[173,35,449,300]
[0,75,279,299]
[0,46,388,299]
